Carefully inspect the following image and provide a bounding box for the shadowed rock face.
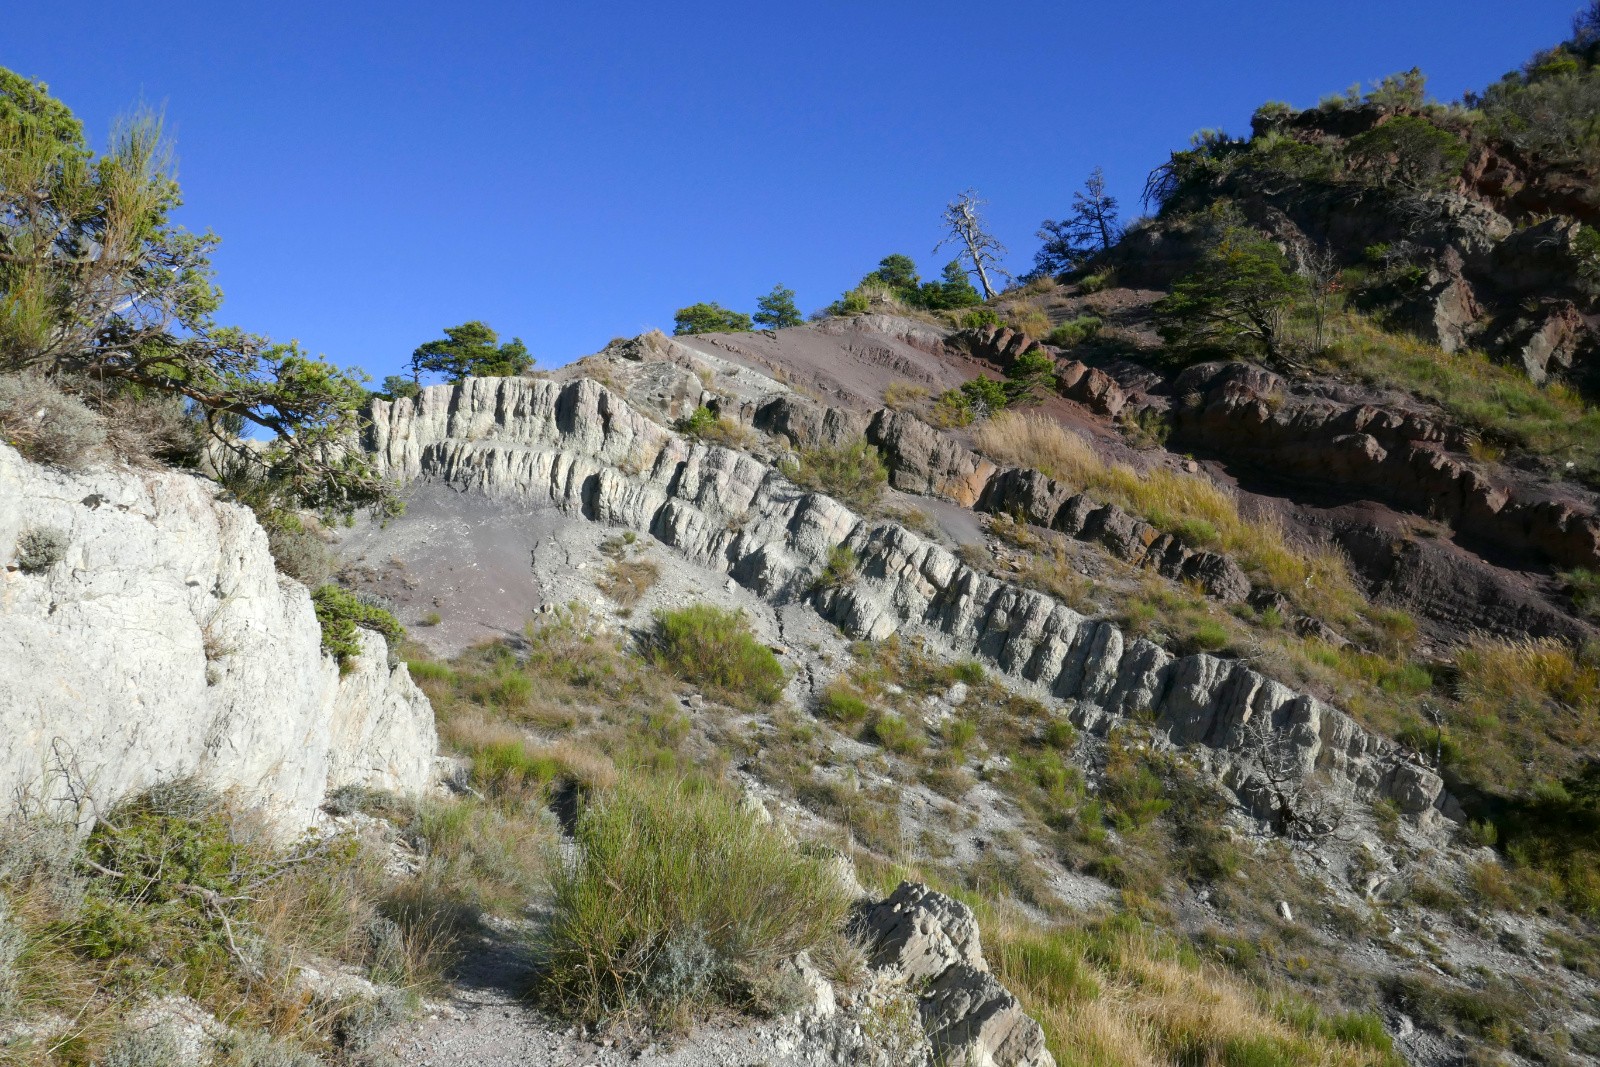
[0,444,438,831]
[365,376,1460,827]
[1169,361,1600,573]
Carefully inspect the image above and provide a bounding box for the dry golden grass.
[597,556,660,608]
[985,911,1396,1067]
[972,411,1364,619]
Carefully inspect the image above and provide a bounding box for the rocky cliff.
[0,443,438,830]
[364,375,1457,828]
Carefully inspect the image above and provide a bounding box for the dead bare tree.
[1233,710,1344,843]
[935,189,1011,300]
[1301,243,1341,353]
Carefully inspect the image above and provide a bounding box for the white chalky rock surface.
[0,444,436,830]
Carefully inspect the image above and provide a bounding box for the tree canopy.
[0,68,394,517]
[1033,168,1123,278]
[753,285,803,330]
[673,302,753,335]
[408,321,532,384]
[1155,227,1308,363]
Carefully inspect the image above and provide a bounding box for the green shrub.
[1005,350,1058,406]
[947,661,983,684]
[650,605,785,705]
[1046,315,1102,347]
[961,376,1009,416]
[1189,619,1230,653]
[819,686,870,724]
[815,544,858,590]
[538,775,851,1023]
[869,712,922,756]
[783,439,888,511]
[960,309,1001,329]
[1043,719,1077,751]
[13,525,67,573]
[312,584,404,670]
[673,302,753,335]
[945,718,978,753]
[677,405,717,437]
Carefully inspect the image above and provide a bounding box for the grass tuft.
[537,775,851,1025]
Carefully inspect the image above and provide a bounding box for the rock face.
[861,882,1054,1067]
[1170,361,1600,573]
[0,444,437,830]
[365,377,1459,825]
[950,326,1128,417]
[751,394,1254,605]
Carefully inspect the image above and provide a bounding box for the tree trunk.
[967,236,996,300]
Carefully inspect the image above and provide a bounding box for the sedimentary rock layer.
[366,377,1457,824]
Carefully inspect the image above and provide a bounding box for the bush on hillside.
[538,774,851,1023]
[673,303,753,335]
[1046,315,1102,348]
[13,525,67,573]
[782,439,888,511]
[1004,350,1058,405]
[0,372,107,468]
[649,604,785,705]
[0,780,435,1062]
[312,584,405,670]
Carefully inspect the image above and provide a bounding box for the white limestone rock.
[0,444,437,831]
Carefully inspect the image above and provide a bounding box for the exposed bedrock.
[0,444,438,831]
[949,326,1128,417]
[366,377,1460,828]
[748,394,1254,605]
[861,881,1054,1067]
[1168,361,1600,573]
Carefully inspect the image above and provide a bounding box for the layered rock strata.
[365,377,1458,825]
[950,325,1128,417]
[749,394,1254,605]
[1170,361,1600,572]
[0,444,437,830]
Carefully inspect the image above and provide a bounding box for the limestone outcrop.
[751,393,1254,605]
[861,882,1054,1067]
[0,444,437,830]
[365,377,1459,826]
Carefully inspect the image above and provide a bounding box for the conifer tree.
[1033,168,1123,278]
[753,285,803,329]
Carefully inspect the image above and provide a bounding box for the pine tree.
[1155,227,1308,363]
[409,322,533,383]
[673,302,754,335]
[753,285,803,329]
[1032,168,1123,278]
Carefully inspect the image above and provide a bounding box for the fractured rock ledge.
[365,377,1461,828]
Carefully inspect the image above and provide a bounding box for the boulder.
[862,882,1054,1067]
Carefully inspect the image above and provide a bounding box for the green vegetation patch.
[650,604,785,706]
[538,774,851,1024]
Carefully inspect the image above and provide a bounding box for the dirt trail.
[384,924,818,1066]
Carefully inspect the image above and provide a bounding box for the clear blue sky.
[4,1,1576,381]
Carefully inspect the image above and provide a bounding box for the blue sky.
[5,0,1576,381]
